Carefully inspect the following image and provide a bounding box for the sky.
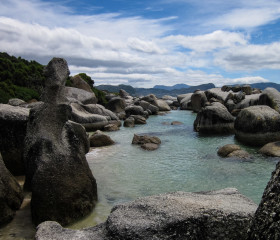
[0,0,280,87]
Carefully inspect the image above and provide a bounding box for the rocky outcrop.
[0,152,24,225]
[106,97,126,113]
[194,102,235,134]
[70,74,93,93]
[191,90,207,113]
[36,188,257,240]
[247,160,280,239]
[64,87,97,104]
[259,87,280,113]
[0,104,30,175]
[89,130,115,147]
[234,105,280,146]
[24,58,97,226]
[259,141,280,157]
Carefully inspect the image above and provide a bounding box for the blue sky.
[0,0,280,87]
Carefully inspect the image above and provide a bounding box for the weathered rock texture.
[234,105,280,146]
[0,104,30,175]
[247,161,280,239]
[0,152,24,225]
[194,102,235,134]
[24,58,97,226]
[36,188,257,240]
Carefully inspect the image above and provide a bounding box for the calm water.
[70,110,278,229]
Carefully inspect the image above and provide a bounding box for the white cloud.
[127,38,166,54]
[163,30,247,52]
[230,76,269,84]
[215,42,280,70]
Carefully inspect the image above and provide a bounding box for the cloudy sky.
[0,0,280,87]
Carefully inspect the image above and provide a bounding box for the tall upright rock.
[24,58,97,226]
[247,161,280,239]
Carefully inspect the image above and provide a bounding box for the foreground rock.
[234,105,280,146]
[24,58,97,226]
[247,160,280,239]
[259,141,280,157]
[0,104,30,175]
[36,188,257,240]
[132,134,161,151]
[0,153,24,225]
[89,131,115,147]
[194,102,235,134]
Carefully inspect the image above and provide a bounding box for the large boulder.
[70,103,110,124]
[180,93,193,110]
[194,102,235,134]
[106,97,126,113]
[132,134,161,146]
[247,160,280,239]
[218,144,241,157]
[259,87,280,113]
[123,117,135,127]
[82,104,119,121]
[234,105,280,146]
[70,74,93,93]
[205,88,230,103]
[177,93,192,103]
[125,105,145,117]
[24,58,97,226]
[0,152,24,225]
[36,188,257,240]
[139,100,159,115]
[89,130,115,147]
[0,104,30,175]
[141,94,170,111]
[191,90,208,113]
[63,87,97,104]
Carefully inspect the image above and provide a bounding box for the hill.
[153,84,190,90]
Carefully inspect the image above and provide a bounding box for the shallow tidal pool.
[70,110,278,229]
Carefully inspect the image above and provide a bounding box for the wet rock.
[24,58,97,226]
[247,160,280,239]
[227,150,250,159]
[89,130,115,147]
[259,87,280,113]
[191,90,207,113]
[0,152,24,225]
[0,104,29,175]
[104,123,120,131]
[194,102,235,134]
[171,121,183,125]
[234,105,280,146]
[106,97,126,113]
[132,134,161,145]
[218,144,241,157]
[123,117,135,127]
[130,115,147,124]
[259,141,280,157]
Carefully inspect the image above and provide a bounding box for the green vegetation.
[0,52,44,103]
[0,52,107,105]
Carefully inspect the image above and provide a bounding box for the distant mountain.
[250,82,280,91]
[96,83,215,97]
[153,84,190,91]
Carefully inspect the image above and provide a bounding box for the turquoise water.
[70,110,278,229]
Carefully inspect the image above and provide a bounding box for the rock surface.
[259,141,280,157]
[0,104,30,175]
[103,123,120,131]
[36,188,257,240]
[89,130,115,147]
[70,74,93,93]
[234,105,280,146]
[218,144,241,157]
[24,58,97,226]
[247,160,280,239]
[191,90,207,112]
[106,97,126,113]
[194,102,235,134]
[259,87,280,113]
[0,152,24,225]
[123,117,135,127]
[64,86,97,104]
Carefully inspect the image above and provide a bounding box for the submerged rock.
[234,105,280,146]
[24,58,97,226]
[0,104,30,175]
[259,141,280,157]
[36,188,257,240]
[0,152,24,225]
